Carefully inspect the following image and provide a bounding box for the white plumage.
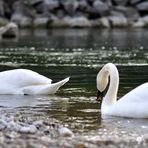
[0,69,69,95]
[97,63,148,118]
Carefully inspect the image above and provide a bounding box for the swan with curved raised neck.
[0,69,69,95]
[96,63,148,118]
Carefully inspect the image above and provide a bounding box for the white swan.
[96,63,148,118]
[0,69,69,95]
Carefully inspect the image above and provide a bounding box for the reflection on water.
[0,28,148,142]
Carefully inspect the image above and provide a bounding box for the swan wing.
[0,69,52,87]
[118,82,148,103]
[21,77,70,95]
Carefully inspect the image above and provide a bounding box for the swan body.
[0,69,69,95]
[96,63,148,118]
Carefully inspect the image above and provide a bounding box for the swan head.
[96,63,112,101]
[96,67,109,101]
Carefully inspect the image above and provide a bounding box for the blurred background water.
[0,28,148,138]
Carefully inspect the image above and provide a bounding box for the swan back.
[0,69,52,87]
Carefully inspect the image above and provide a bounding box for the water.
[0,28,148,147]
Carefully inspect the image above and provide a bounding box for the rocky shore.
[0,0,148,28]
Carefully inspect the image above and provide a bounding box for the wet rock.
[11,15,32,28]
[140,15,148,26]
[112,0,128,6]
[48,17,69,27]
[33,14,51,28]
[44,0,59,11]
[2,22,18,38]
[56,10,65,19]
[129,0,141,5]
[78,0,88,11]
[11,1,34,27]
[132,19,144,27]
[110,10,125,17]
[92,0,110,16]
[99,17,110,27]
[109,15,128,27]
[34,0,59,14]
[90,19,101,27]
[0,17,9,26]
[62,1,79,16]
[115,6,140,21]
[64,16,91,28]
[0,0,5,17]
[136,2,148,12]
[0,22,18,39]
[27,0,43,6]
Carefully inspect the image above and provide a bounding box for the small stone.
[75,143,85,148]
[58,126,74,137]
[8,121,21,131]
[19,125,37,134]
[0,119,7,130]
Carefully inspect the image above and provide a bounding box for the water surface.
[0,28,148,147]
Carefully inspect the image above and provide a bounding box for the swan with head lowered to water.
[96,63,148,118]
[0,69,69,95]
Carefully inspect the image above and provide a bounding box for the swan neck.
[103,64,119,105]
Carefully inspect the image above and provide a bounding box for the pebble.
[58,126,74,138]
[19,125,37,134]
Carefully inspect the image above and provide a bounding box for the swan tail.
[21,77,70,95]
[47,77,70,94]
[40,77,70,95]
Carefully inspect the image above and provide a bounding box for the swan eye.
[96,90,104,101]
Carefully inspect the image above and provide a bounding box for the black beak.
[96,90,104,102]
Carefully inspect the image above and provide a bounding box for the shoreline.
[0,0,148,28]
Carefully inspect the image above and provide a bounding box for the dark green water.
[0,28,148,140]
